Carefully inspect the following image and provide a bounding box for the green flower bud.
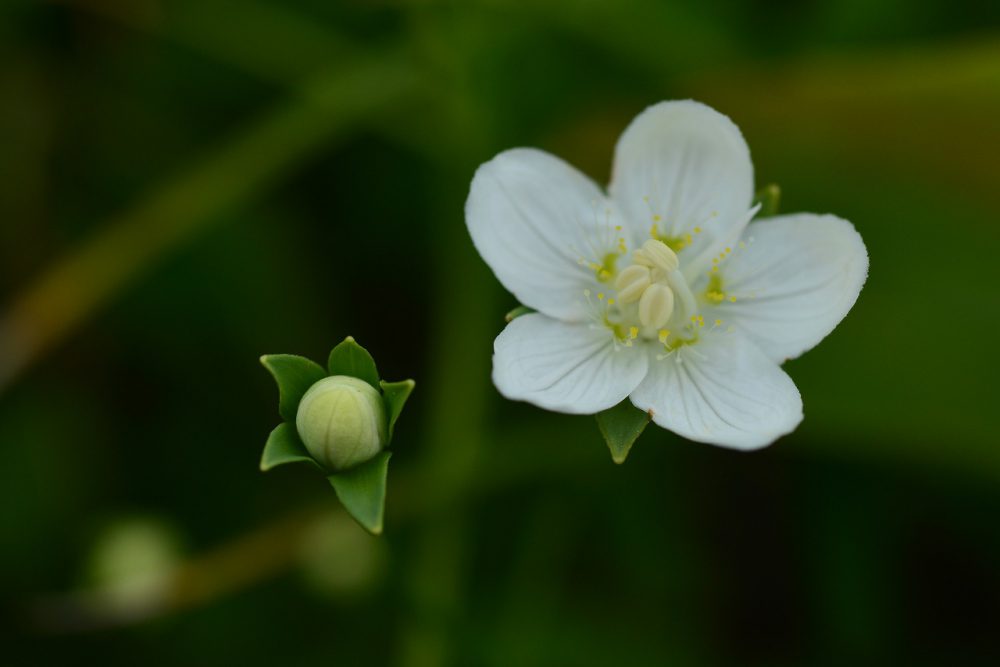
[295,375,387,471]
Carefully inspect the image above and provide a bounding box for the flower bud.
[296,376,387,471]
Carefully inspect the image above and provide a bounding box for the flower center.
[583,237,705,350]
[614,239,680,329]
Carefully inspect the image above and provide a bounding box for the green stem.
[395,166,497,666]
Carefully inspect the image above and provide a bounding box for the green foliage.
[259,354,327,422]
[595,400,651,464]
[327,336,380,388]
[328,451,392,535]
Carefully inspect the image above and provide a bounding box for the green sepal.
[260,423,320,472]
[595,400,651,464]
[380,379,415,441]
[260,354,328,422]
[328,451,392,535]
[505,305,536,322]
[752,184,781,218]
[327,336,380,388]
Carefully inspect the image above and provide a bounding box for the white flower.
[465,101,868,450]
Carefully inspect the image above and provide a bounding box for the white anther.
[614,265,651,304]
[640,239,679,273]
[633,248,654,268]
[638,283,674,330]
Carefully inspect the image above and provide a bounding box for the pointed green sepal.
[260,354,328,422]
[380,379,415,440]
[752,183,781,218]
[595,400,651,464]
[328,451,392,535]
[504,305,536,323]
[260,423,320,472]
[327,336,380,388]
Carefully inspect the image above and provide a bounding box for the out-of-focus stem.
[395,221,497,667]
[391,12,499,665]
[0,54,417,393]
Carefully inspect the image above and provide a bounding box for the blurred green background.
[2,0,999,664]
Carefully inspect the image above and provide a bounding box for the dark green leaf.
[595,400,651,464]
[328,451,392,535]
[260,423,319,472]
[752,183,781,218]
[260,354,327,422]
[504,305,536,322]
[380,379,415,440]
[327,336,380,388]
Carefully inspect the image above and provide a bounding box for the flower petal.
[466,148,619,321]
[629,332,802,450]
[493,313,649,415]
[704,213,869,363]
[609,101,754,275]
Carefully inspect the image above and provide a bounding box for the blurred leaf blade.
[0,52,418,394]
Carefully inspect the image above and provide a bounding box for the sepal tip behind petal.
[595,400,651,464]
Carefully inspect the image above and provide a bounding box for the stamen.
[639,239,679,272]
[614,265,651,304]
[639,284,674,329]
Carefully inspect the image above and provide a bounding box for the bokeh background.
[2,0,999,664]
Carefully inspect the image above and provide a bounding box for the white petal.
[704,213,869,363]
[493,313,649,415]
[466,148,621,321]
[609,101,754,273]
[629,332,802,450]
